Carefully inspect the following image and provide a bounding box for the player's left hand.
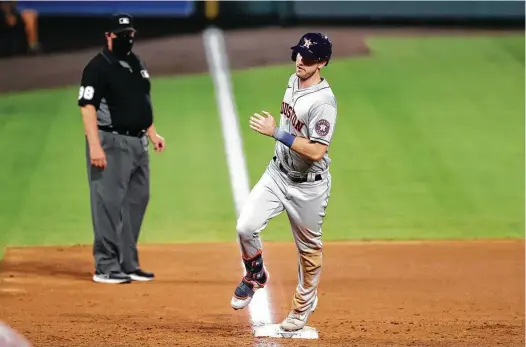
[250,111,276,137]
[149,133,166,152]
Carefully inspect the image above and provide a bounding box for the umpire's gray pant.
[86,130,150,274]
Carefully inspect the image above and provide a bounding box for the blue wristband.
[273,128,296,148]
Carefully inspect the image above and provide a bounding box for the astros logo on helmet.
[290,32,332,66]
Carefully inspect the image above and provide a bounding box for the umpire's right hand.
[90,145,107,168]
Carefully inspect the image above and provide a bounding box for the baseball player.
[230,33,337,331]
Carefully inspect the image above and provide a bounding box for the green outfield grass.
[0,35,523,257]
[0,73,236,251]
[233,35,524,241]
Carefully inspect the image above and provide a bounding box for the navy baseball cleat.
[230,252,269,310]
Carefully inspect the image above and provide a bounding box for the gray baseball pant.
[86,130,150,274]
[236,160,331,313]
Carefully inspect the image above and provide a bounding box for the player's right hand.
[90,145,107,168]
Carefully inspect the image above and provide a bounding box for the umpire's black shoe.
[127,269,155,282]
[92,272,132,284]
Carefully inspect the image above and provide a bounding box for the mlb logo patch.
[119,17,130,25]
[140,70,150,78]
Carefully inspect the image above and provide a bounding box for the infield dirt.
[0,240,523,347]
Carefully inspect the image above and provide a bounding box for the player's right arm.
[78,60,106,167]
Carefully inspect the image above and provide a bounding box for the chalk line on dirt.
[202,27,273,328]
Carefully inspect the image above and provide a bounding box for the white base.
[252,324,319,339]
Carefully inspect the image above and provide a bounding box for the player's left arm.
[290,101,337,160]
[281,132,327,161]
[249,104,336,162]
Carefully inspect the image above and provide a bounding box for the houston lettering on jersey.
[281,101,305,132]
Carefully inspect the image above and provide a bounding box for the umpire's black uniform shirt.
[78,47,153,133]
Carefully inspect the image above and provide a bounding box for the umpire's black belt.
[273,156,322,183]
[99,125,146,138]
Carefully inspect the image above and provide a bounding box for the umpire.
[78,13,166,284]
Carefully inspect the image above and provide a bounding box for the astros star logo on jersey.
[315,119,330,137]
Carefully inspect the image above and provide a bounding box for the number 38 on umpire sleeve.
[78,86,95,101]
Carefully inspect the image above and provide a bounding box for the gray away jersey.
[274,73,337,174]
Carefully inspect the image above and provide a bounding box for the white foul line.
[203,27,273,327]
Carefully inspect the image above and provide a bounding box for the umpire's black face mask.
[110,31,135,58]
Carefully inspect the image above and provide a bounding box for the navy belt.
[99,126,146,138]
[273,156,322,183]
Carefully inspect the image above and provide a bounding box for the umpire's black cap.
[107,13,136,34]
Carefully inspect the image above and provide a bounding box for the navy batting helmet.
[291,33,332,66]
